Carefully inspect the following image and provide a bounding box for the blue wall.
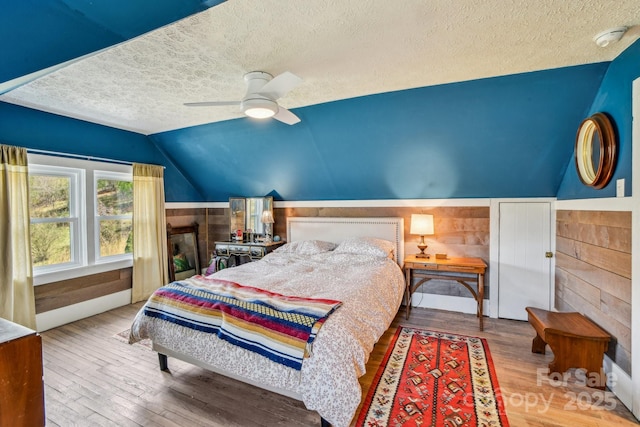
[0,103,202,201]
[151,64,606,201]
[0,60,616,202]
[557,39,640,199]
[2,1,638,203]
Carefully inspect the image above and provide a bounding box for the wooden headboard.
[286,217,404,264]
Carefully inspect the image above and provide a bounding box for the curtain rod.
[26,148,164,168]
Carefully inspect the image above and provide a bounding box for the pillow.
[334,237,395,258]
[274,240,337,255]
[205,257,217,276]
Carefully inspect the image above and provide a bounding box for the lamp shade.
[261,210,275,224]
[410,214,434,235]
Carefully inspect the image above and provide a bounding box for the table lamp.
[261,210,275,243]
[410,214,434,258]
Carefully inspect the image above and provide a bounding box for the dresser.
[0,318,45,427]
[214,241,286,267]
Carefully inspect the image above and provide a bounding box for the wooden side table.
[403,255,487,330]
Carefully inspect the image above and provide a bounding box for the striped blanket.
[143,275,342,370]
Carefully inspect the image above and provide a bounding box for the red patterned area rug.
[355,326,510,426]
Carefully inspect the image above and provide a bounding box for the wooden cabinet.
[0,318,45,427]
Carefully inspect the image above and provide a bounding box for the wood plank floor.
[40,303,639,426]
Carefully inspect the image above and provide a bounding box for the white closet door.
[498,202,552,320]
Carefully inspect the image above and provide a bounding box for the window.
[29,165,83,270]
[95,172,133,261]
[28,154,133,284]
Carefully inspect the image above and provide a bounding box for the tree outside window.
[29,172,77,268]
[96,176,133,258]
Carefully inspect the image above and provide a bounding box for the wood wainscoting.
[35,268,132,314]
[277,206,489,259]
[555,210,631,375]
[167,205,491,286]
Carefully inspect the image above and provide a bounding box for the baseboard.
[35,289,132,332]
[603,354,633,411]
[411,292,489,316]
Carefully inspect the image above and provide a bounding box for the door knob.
[545,252,553,258]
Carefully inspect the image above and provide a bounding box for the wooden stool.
[525,307,611,389]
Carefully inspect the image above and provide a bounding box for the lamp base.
[416,242,429,258]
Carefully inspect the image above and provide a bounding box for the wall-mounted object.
[410,214,434,258]
[575,112,617,189]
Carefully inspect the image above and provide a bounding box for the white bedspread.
[130,250,405,427]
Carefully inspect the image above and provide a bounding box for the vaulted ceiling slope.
[1,1,639,202]
[1,1,639,134]
[0,0,223,86]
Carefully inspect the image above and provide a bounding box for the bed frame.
[154,216,404,426]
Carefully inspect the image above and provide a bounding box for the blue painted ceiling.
[1,1,633,201]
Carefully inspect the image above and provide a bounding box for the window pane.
[97,179,133,215]
[30,222,71,266]
[29,175,70,218]
[99,219,133,257]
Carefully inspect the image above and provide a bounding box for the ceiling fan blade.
[273,106,300,125]
[257,71,302,100]
[184,101,240,107]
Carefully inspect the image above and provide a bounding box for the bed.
[129,217,405,427]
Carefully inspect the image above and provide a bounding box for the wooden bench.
[525,307,611,389]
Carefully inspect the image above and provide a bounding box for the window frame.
[28,154,133,286]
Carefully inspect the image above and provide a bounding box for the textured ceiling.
[1,0,639,135]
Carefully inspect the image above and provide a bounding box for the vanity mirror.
[167,222,200,282]
[228,196,274,241]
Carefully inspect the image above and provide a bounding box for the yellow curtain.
[0,145,36,329]
[131,163,168,303]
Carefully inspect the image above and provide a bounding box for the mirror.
[575,112,617,189]
[228,196,274,241]
[167,222,200,282]
[229,198,246,239]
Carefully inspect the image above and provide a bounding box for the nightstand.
[403,255,487,330]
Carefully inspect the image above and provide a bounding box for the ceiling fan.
[184,71,302,125]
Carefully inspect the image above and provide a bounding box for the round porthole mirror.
[575,112,617,189]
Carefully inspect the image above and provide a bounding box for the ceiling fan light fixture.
[242,98,278,119]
